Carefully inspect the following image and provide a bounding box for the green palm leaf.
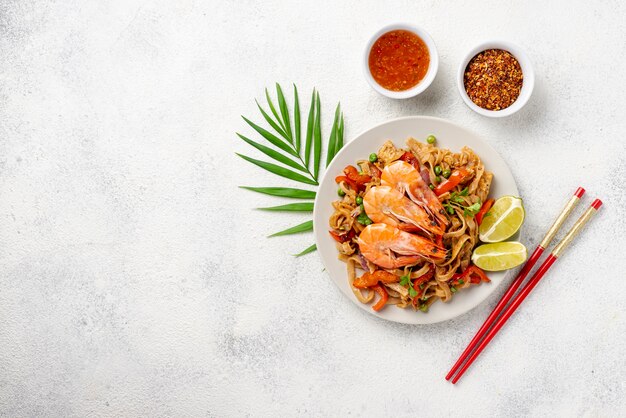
[257,202,314,212]
[304,89,316,168]
[236,153,318,185]
[276,83,293,142]
[242,116,298,157]
[265,88,286,133]
[313,91,322,179]
[294,244,317,257]
[239,186,316,199]
[255,99,289,139]
[237,84,347,257]
[268,220,313,237]
[337,113,344,150]
[293,85,301,153]
[326,103,341,166]
[236,133,306,173]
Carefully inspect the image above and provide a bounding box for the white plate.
[313,116,520,324]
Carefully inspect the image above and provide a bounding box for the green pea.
[419,304,429,312]
[434,176,441,183]
[355,196,363,205]
[429,184,435,190]
[434,166,442,175]
[369,153,378,163]
[426,135,436,144]
[442,169,451,179]
[338,188,346,197]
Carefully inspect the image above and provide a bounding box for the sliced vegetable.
[342,165,372,191]
[353,270,398,289]
[452,264,491,285]
[371,284,389,311]
[344,165,371,184]
[329,229,355,243]
[434,168,470,196]
[475,198,495,225]
[468,265,490,283]
[413,267,434,295]
[399,151,421,171]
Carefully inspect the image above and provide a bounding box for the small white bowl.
[363,23,439,99]
[457,40,534,117]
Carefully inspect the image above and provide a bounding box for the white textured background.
[1,1,625,416]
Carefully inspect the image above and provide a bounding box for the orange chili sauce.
[368,30,430,91]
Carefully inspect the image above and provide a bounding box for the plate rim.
[313,115,520,325]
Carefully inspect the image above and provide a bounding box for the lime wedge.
[471,242,527,271]
[478,196,525,243]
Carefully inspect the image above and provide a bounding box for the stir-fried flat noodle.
[330,138,493,312]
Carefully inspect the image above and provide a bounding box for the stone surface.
[1,1,625,416]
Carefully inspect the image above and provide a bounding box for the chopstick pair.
[445,187,602,384]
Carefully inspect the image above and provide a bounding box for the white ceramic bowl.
[457,40,535,117]
[363,23,439,99]
[313,116,520,324]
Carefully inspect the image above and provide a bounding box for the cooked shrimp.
[381,160,449,228]
[363,186,444,236]
[358,223,446,269]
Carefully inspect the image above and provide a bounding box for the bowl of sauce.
[364,24,439,99]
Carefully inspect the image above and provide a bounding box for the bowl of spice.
[364,23,439,99]
[458,40,534,117]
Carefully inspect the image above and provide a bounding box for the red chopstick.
[451,198,602,383]
[445,187,585,381]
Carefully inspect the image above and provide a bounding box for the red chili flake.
[464,49,523,111]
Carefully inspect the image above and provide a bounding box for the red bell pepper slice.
[468,265,490,283]
[371,284,389,311]
[336,165,371,192]
[343,165,372,186]
[399,151,421,171]
[329,229,355,243]
[475,198,494,225]
[335,175,358,191]
[434,168,470,196]
[452,264,490,286]
[413,267,435,296]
